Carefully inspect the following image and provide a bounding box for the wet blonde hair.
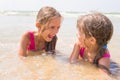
[77,12,113,64]
[36,6,61,25]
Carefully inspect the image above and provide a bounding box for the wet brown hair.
[77,12,113,64]
[36,6,62,53]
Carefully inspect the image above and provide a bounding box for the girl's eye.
[57,26,60,29]
[49,26,55,29]
[49,26,60,30]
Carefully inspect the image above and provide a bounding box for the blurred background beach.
[0,0,120,80]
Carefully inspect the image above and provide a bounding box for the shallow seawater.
[0,12,120,80]
[0,53,116,80]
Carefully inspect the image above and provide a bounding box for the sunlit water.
[0,12,120,80]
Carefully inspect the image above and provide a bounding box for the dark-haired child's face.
[77,26,86,47]
[77,25,92,48]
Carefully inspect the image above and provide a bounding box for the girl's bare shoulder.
[20,31,31,42]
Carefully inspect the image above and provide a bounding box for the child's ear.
[36,22,41,28]
[90,37,96,45]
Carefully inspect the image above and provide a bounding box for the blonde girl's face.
[40,17,61,42]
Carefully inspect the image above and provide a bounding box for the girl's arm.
[18,32,29,57]
[69,41,81,63]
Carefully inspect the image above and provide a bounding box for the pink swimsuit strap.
[80,48,85,58]
[27,31,35,50]
[102,52,110,58]
[80,48,110,58]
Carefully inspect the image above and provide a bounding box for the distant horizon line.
[0,10,120,14]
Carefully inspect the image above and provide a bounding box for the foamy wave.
[0,11,37,16]
[0,11,84,17]
[61,12,85,18]
[0,11,120,18]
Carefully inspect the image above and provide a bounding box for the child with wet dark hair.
[70,12,113,74]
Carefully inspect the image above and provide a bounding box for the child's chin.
[45,39,52,42]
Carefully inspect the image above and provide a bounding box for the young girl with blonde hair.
[18,6,62,56]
